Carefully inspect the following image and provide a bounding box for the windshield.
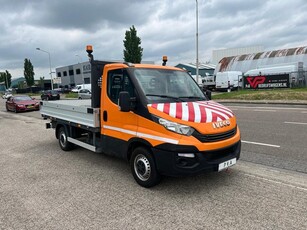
[132,68,206,103]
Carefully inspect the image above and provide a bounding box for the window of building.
[69,70,74,76]
[76,69,81,74]
[84,78,90,84]
[63,71,67,76]
[57,72,61,77]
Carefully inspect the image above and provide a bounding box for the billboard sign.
[244,74,289,89]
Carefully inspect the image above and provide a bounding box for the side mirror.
[118,91,131,112]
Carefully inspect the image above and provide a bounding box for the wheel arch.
[127,138,153,162]
[55,123,68,139]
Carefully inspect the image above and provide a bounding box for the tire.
[130,147,161,188]
[58,126,74,151]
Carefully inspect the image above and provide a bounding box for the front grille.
[202,141,240,161]
[192,126,237,143]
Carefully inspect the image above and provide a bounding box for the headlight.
[156,117,194,136]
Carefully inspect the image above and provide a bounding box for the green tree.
[0,70,12,89]
[123,25,143,63]
[24,58,35,88]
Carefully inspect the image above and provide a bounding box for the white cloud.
[1,0,307,79]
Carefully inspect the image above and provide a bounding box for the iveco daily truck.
[40,46,241,187]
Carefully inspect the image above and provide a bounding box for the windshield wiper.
[179,96,206,100]
[145,94,184,101]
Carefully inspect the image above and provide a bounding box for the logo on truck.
[212,120,230,129]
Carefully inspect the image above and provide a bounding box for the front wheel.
[58,127,74,151]
[130,147,161,188]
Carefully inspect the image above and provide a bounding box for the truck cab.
[41,46,241,187]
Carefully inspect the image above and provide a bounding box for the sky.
[1,0,307,79]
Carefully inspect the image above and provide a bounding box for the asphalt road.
[225,103,307,173]
[0,99,307,229]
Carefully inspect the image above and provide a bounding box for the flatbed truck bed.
[40,99,100,128]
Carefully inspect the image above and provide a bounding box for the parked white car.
[2,92,13,99]
[71,84,91,93]
[78,89,91,99]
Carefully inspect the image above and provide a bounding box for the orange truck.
[40,46,241,187]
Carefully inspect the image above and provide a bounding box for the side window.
[107,69,134,104]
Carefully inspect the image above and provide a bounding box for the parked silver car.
[78,89,91,99]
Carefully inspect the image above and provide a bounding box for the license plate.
[218,158,236,171]
[27,105,33,108]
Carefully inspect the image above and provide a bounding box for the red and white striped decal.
[148,101,234,123]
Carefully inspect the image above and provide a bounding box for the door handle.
[103,110,108,122]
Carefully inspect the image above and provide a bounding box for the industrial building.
[212,46,264,65]
[215,46,307,73]
[56,62,91,88]
[214,46,307,88]
[175,63,216,76]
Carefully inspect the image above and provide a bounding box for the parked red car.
[6,95,40,112]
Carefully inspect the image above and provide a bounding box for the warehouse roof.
[216,46,307,73]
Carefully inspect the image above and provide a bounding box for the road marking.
[253,109,276,112]
[284,121,307,125]
[243,173,307,192]
[242,140,280,148]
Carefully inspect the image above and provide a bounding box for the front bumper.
[17,105,39,112]
[152,141,241,177]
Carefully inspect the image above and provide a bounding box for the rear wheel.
[130,147,161,188]
[58,127,74,151]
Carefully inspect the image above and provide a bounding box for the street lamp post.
[196,0,199,85]
[36,48,53,90]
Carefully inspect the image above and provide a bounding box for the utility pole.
[196,0,199,85]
